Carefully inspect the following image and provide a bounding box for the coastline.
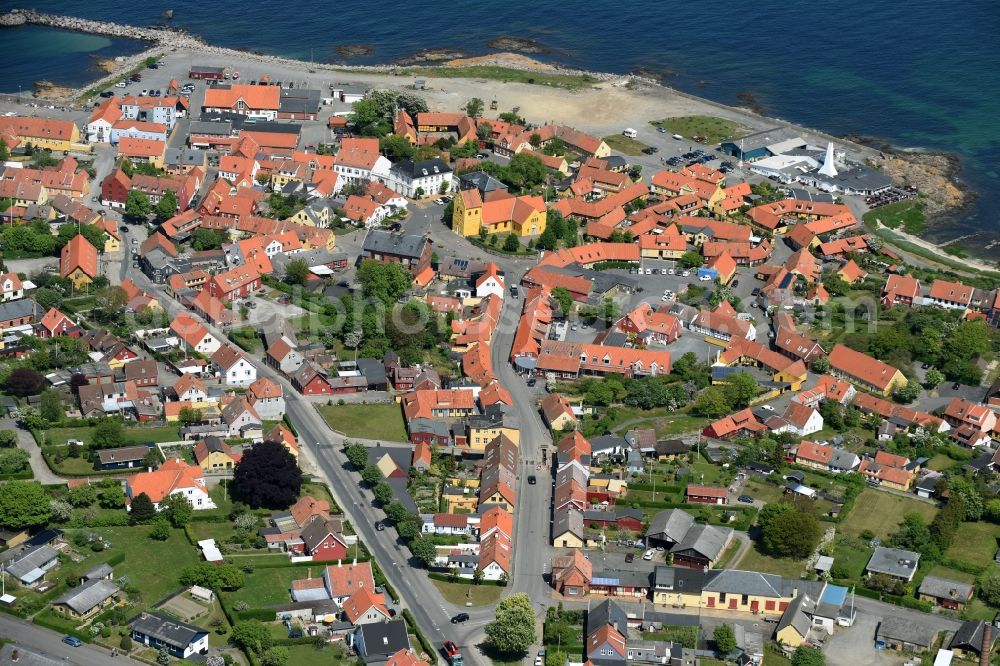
[1,8,994,270]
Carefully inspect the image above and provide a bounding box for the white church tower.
[818,141,838,177]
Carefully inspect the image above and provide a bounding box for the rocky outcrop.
[868,151,966,215]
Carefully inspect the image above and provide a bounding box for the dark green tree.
[129,492,157,524]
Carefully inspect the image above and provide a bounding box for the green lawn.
[41,425,182,447]
[840,489,938,540]
[316,403,408,441]
[863,199,926,235]
[831,536,874,581]
[225,566,317,608]
[945,522,1000,568]
[430,578,505,606]
[284,643,354,666]
[927,565,977,585]
[88,526,202,610]
[402,65,600,90]
[649,115,749,144]
[927,453,959,472]
[735,544,808,577]
[602,134,649,156]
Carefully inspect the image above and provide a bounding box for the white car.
[682,270,691,277]
[667,268,675,275]
[433,198,445,205]
[661,295,670,302]
[643,549,655,561]
[761,405,775,411]
[115,81,127,88]
[699,274,712,281]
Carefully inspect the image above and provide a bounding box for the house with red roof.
[202,84,280,120]
[205,265,261,302]
[475,263,505,299]
[702,408,767,440]
[928,279,974,310]
[60,234,99,288]
[246,377,285,420]
[342,586,391,625]
[610,303,681,346]
[686,485,728,505]
[766,403,824,437]
[211,345,256,387]
[37,307,79,338]
[882,274,921,308]
[828,343,907,396]
[170,313,221,355]
[837,259,867,284]
[125,458,215,510]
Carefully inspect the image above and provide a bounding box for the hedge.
[938,557,987,576]
[403,608,437,665]
[33,610,92,643]
[0,469,33,481]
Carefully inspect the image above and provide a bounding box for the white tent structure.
[818,141,839,177]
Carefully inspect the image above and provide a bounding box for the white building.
[388,158,453,198]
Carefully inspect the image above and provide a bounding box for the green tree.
[56,223,105,252]
[791,646,826,666]
[762,510,821,558]
[979,574,1000,606]
[155,190,178,220]
[130,492,157,524]
[464,97,485,119]
[92,419,127,449]
[178,406,202,426]
[361,464,382,486]
[124,190,152,221]
[0,429,18,448]
[69,484,99,508]
[0,481,52,529]
[922,367,944,389]
[49,498,73,522]
[722,372,758,409]
[379,134,416,161]
[485,593,536,655]
[356,260,412,306]
[260,648,289,666]
[4,368,45,397]
[384,501,408,524]
[713,624,737,654]
[396,516,420,541]
[346,443,369,469]
[0,138,9,162]
[231,620,273,655]
[410,536,437,566]
[551,287,574,316]
[757,502,794,532]
[120,635,133,652]
[503,233,520,252]
[157,646,170,666]
[99,481,126,509]
[692,386,731,418]
[373,481,393,505]
[191,228,225,251]
[892,381,921,404]
[163,493,193,527]
[150,517,171,540]
[678,251,704,269]
[284,258,310,286]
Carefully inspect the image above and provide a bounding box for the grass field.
[403,65,600,90]
[430,577,505,606]
[927,453,959,471]
[41,425,182,447]
[284,642,353,666]
[649,115,749,144]
[90,526,201,610]
[736,544,807,577]
[944,522,1000,567]
[840,489,938,540]
[602,134,650,156]
[316,403,408,441]
[863,199,926,235]
[831,535,874,580]
[225,566,316,608]
[927,564,977,585]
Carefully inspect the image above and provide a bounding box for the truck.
[443,641,463,666]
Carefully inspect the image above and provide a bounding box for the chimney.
[981,623,991,666]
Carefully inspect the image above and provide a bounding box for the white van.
[622,128,638,138]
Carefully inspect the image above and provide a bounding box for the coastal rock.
[0,10,27,26]
[869,152,966,214]
[336,44,375,58]
[735,92,763,115]
[396,48,469,66]
[486,36,548,54]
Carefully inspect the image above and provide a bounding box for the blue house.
[96,444,152,470]
[720,128,806,162]
[131,613,209,659]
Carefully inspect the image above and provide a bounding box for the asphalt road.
[0,612,139,665]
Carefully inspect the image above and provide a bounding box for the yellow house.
[269,160,307,190]
[774,595,811,648]
[453,188,547,238]
[0,180,48,209]
[59,234,98,289]
[194,437,239,471]
[443,486,479,513]
[468,424,520,453]
[1,116,85,152]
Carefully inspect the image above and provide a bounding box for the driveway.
[2,418,62,485]
[824,611,903,666]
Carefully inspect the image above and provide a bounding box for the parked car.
[115,81,127,88]
[625,552,634,563]
[62,636,82,647]
[699,274,712,281]
[451,613,470,624]
[642,549,655,561]
[433,198,445,205]
[738,495,754,504]
[952,382,962,390]
[681,271,690,277]
[119,225,129,233]
[528,475,537,485]
[375,521,384,531]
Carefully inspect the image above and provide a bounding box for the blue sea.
[3,1,999,256]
